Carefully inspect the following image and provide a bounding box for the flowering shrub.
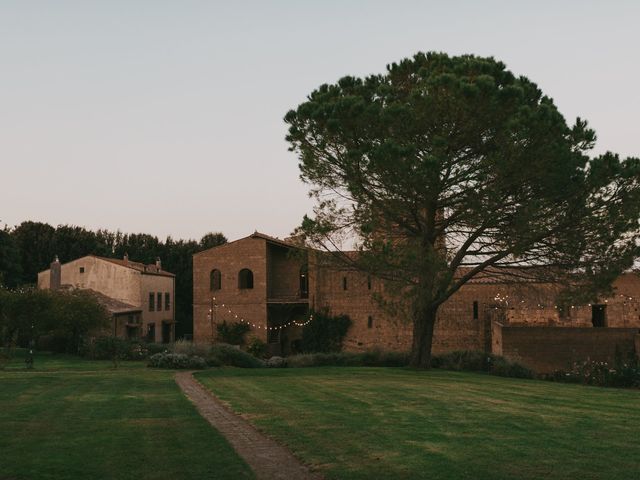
[549,358,640,388]
[148,352,207,370]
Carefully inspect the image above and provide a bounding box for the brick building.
[38,255,176,343]
[193,232,640,371]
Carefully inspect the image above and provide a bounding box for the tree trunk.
[409,306,437,368]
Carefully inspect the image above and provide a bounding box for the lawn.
[197,367,640,480]
[0,352,254,480]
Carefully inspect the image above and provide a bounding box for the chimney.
[123,253,129,265]
[155,257,161,272]
[50,256,61,291]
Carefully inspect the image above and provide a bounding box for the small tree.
[216,321,251,345]
[285,52,640,367]
[301,310,352,353]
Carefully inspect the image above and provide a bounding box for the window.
[473,301,479,320]
[343,276,348,290]
[238,269,254,289]
[210,269,222,291]
[79,267,85,273]
[149,292,155,311]
[367,275,372,290]
[165,292,170,310]
[157,293,162,311]
[367,316,373,328]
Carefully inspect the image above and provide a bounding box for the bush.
[209,343,264,368]
[548,357,640,388]
[172,339,210,357]
[431,350,533,379]
[490,356,534,379]
[148,353,207,370]
[145,343,169,355]
[431,350,492,371]
[301,309,351,353]
[283,350,409,368]
[216,321,251,345]
[246,337,267,358]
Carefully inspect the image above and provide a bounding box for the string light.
[211,296,313,331]
[489,292,638,309]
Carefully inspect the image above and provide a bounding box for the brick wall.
[492,323,639,373]
[193,237,269,343]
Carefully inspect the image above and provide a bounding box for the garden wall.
[492,323,640,373]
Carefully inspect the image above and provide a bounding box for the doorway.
[591,304,607,327]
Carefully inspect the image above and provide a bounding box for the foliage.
[285,51,640,367]
[300,309,352,353]
[209,343,264,368]
[216,321,251,345]
[547,354,640,388]
[145,342,170,355]
[283,350,409,368]
[431,350,533,379]
[171,339,211,357]
[246,336,267,358]
[88,336,132,367]
[0,226,22,288]
[0,287,109,355]
[148,352,207,369]
[1,221,227,339]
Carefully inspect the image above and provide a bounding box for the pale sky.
[1,1,639,242]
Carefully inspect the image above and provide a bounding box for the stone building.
[38,255,176,343]
[193,232,640,371]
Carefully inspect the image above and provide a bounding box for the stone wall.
[492,323,640,373]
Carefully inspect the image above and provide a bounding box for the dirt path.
[175,371,323,480]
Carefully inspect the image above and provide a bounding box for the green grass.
[0,353,254,480]
[196,367,640,480]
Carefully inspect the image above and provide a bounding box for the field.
[0,353,253,480]
[197,367,640,480]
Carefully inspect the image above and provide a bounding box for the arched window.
[210,269,221,291]
[238,268,254,289]
[299,264,309,298]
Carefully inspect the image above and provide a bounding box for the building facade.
[193,232,640,371]
[38,255,176,343]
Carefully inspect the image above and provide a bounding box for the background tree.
[0,226,22,288]
[1,222,227,339]
[285,52,640,367]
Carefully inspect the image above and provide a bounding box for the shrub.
[148,353,207,370]
[145,343,169,355]
[490,357,534,379]
[246,337,267,358]
[216,321,251,345]
[301,309,351,353]
[548,357,640,388]
[431,350,533,379]
[266,356,286,368]
[81,336,134,367]
[284,350,409,368]
[209,343,264,368]
[172,339,210,357]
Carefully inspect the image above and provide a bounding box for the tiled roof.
[86,290,142,315]
[95,256,175,277]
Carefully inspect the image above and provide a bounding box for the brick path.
[175,371,323,480]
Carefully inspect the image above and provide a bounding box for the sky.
[1,1,639,242]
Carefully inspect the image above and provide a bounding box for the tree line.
[0,221,227,338]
